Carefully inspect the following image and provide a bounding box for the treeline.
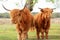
[51,13,60,18]
[0,12,60,18]
[32,12,60,18]
[0,12,10,18]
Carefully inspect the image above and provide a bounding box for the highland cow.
[2,4,34,40]
[34,8,54,40]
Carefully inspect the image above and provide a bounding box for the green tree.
[26,0,37,11]
[46,0,54,3]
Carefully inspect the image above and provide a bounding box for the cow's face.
[41,8,53,13]
[10,9,22,24]
[40,8,53,17]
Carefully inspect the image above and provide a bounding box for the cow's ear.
[40,9,44,12]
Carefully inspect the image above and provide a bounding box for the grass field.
[0,23,60,40]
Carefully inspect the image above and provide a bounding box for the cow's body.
[34,8,53,40]
[10,7,34,40]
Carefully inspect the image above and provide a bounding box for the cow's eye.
[18,14,21,16]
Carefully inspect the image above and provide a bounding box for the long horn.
[22,0,28,10]
[38,8,42,9]
[2,4,11,11]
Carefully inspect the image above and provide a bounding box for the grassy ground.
[0,23,60,40]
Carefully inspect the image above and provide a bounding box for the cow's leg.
[45,30,49,40]
[22,32,28,39]
[17,30,22,40]
[16,24,22,40]
[45,21,50,40]
[18,32,22,40]
[36,29,40,40]
[26,33,28,39]
[21,31,28,40]
[41,29,44,40]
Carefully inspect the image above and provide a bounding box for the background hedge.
[0,12,60,18]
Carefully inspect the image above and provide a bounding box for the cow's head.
[40,8,53,13]
[10,9,24,24]
[40,8,55,18]
[39,8,56,17]
[2,4,26,24]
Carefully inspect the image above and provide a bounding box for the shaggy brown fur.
[34,8,53,40]
[10,7,34,40]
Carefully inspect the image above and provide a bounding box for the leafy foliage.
[46,0,54,3]
[26,0,38,11]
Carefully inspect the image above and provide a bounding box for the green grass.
[0,23,60,40]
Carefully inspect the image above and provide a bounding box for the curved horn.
[38,8,42,9]
[23,1,27,10]
[23,3,26,9]
[2,4,11,11]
